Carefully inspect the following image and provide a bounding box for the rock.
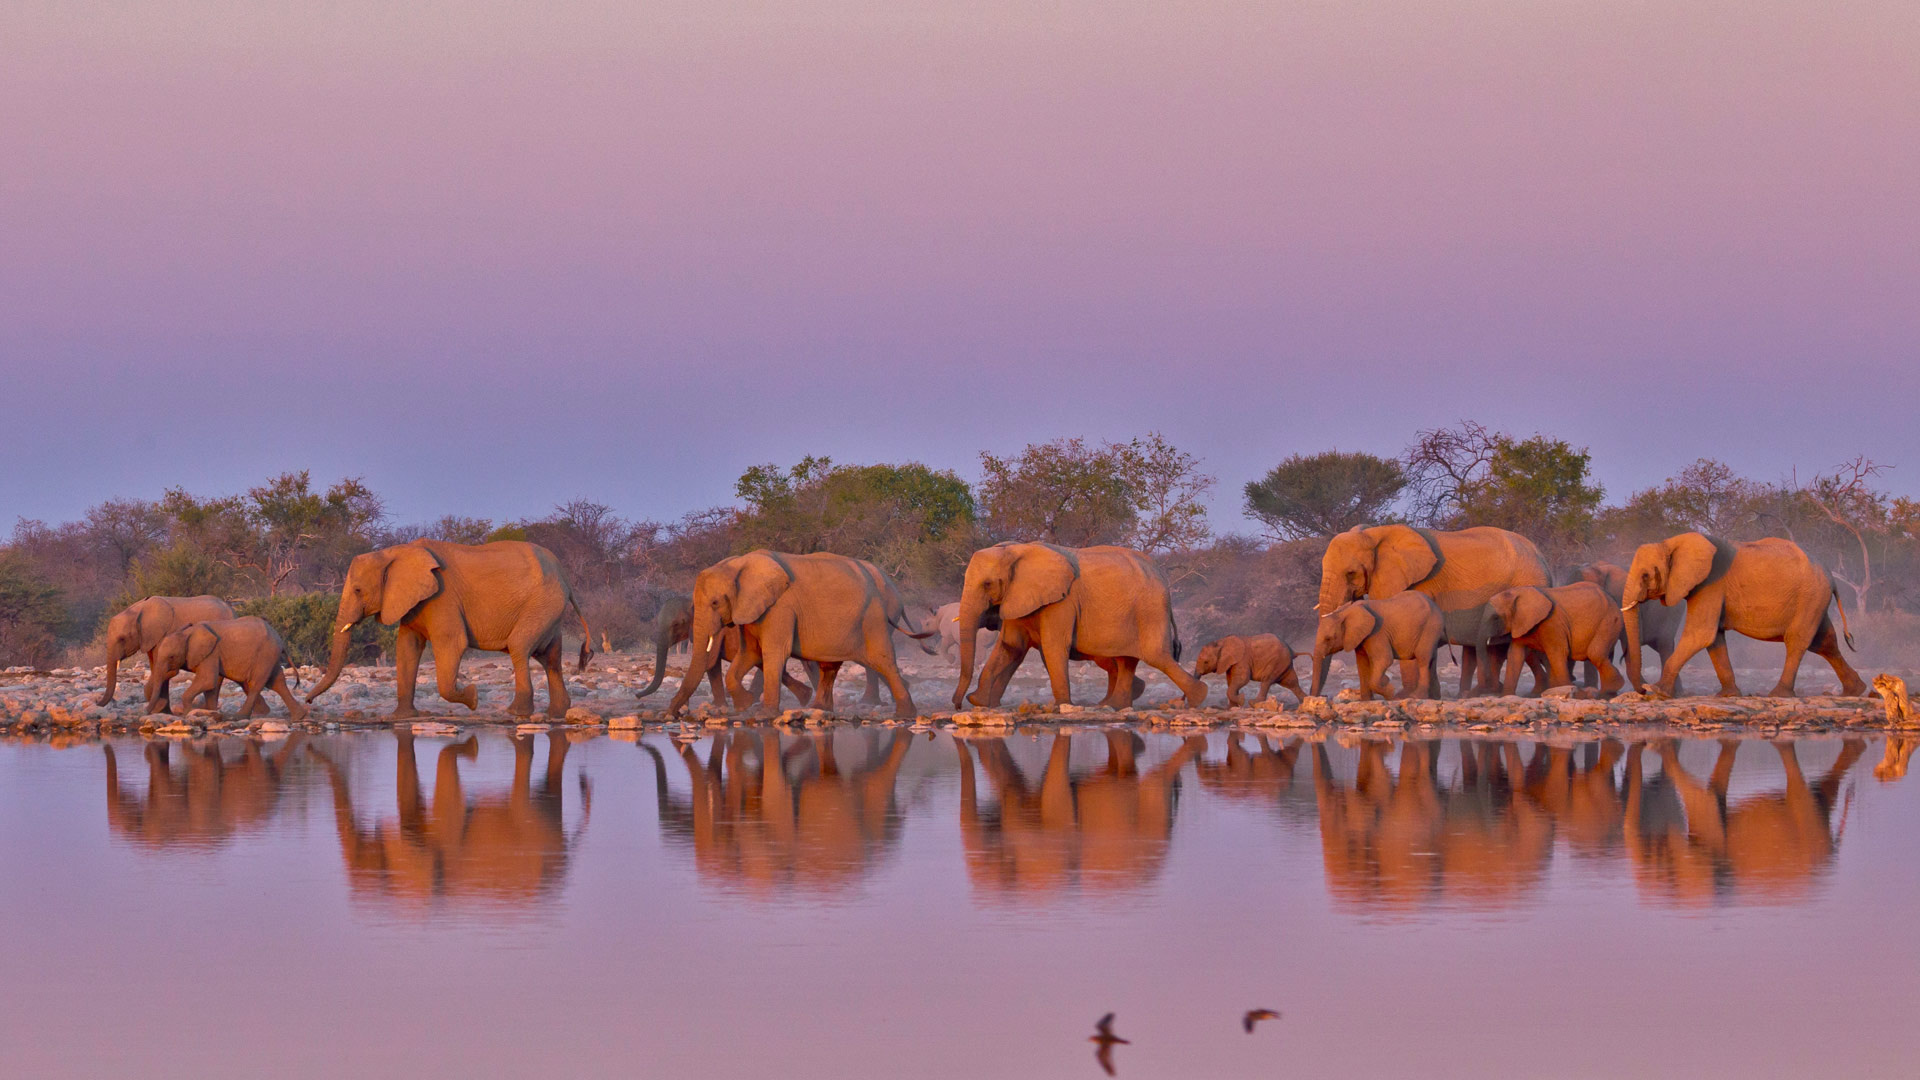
[256,720,291,734]
[1540,685,1578,699]
[608,714,642,730]
[951,710,1013,728]
[1251,698,1282,712]
[564,707,604,725]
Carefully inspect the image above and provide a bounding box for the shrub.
[237,592,393,669]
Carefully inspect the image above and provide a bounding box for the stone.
[608,714,642,730]
[564,707,604,725]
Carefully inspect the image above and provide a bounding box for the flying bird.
[1243,1008,1282,1033]
[1089,1013,1129,1076]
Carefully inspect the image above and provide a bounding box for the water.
[3,727,1917,1079]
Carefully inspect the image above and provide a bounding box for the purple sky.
[5,2,1917,531]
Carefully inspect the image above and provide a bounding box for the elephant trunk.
[1622,603,1644,692]
[306,628,352,703]
[953,594,990,708]
[635,623,674,698]
[671,612,724,713]
[1310,651,1333,698]
[98,638,129,707]
[1316,579,1349,617]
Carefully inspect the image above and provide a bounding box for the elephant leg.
[1502,645,1526,695]
[971,631,1027,708]
[391,627,428,718]
[1765,625,1814,699]
[537,637,571,718]
[814,661,842,711]
[1544,647,1573,693]
[1476,644,1503,697]
[185,668,223,716]
[241,675,269,718]
[754,623,795,717]
[860,666,883,706]
[782,664,816,708]
[1808,619,1868,696]
[1225,667,1247,708]
[432,636,479,712]
[1035,618,1074,706]
[1586,646,1624,697]
[1279,664,1305,705]
[270,668,308,722]
[1099,657,1140,709]
[859,647,918,720]
[1455,645,1476,698]
[1706,632,1741,697]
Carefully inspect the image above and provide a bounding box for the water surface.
[3,727,1917,1079]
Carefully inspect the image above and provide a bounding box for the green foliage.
[236,592,393,668]
[1244,450,1406,540]
[0,553,67,668]
[731,457,978,591]
[486,523,530,543]
[1453,436,1604,565]
[978,434,1213,552]
[159,471,384,595]
[115,542,235,616]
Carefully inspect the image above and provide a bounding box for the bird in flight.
[1090,1013,1129,1076]
[1243,1008,1282,1033]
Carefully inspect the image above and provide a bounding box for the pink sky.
[4,1,1916,526]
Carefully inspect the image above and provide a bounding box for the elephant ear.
[1340,604,1378,650]
[185,623,221,669]
[1221,636,1250,672]
[1504,589,1554,638]
[377,544,444,626]
[729,552,793,626]
[1002,545,1079,621]
[1665,533,1733,601]
[1595,563,1627,601]
[135,598,171,649]
[1371,527,1440,596]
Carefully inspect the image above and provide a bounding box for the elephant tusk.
[1619,604,1633,613]
[699,636,711,654]
[334,623,351,634]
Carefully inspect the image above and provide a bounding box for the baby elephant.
[1310,593,1444,701]
[1487,582,1624,696]
[1194,634,1305,707]
[144,617,308,721]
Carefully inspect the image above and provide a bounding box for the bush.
[0,553,68,668]
[237,592,393,669]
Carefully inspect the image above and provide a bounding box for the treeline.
[1,424,1914,668]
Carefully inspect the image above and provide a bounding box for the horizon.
[6,1,1918,529]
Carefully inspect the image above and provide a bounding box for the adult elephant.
[305,539,592,718]
[1573,560,1685,693]
[644,586,898,708]
[96,595,235,708]
[671,550,927,718]
[1621,533,1866,698]
[634,593,695,698]
[1317,525,1551,695]
[952,543,1204,710]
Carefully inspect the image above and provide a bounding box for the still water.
[3,727,1917,1079]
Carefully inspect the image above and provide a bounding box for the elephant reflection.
[312,730,591,910]
[1624,738,1864,905]
[953,730,1201,896]
[1190,733,1303,805]
[104,735,307,849]
[1312,739,1561,911]
[640,727,912,895]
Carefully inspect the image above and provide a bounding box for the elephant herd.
[101,522,1870,722]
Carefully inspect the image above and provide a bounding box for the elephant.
[1573,561,1685,692]
[1624,738,1865,904]
[97,595,235,709]
[671,550,929,719]
[311,729,591,910]
[1192,634,1305,707]
[1317,525,1551,696]
[928,601,999,662]
[1487,583,1625,696]
[144,617,308,720]
[952,542,1205,711]
[953,730,1201,896]
[1311,739,1555,912]
[104,735,307,849]
[1191,733,1304,805]
[640,727,912,895]
[305,539,593,719]
[1309,593,1444,700]
[1621,533,1866,698]
[634,593,696,698]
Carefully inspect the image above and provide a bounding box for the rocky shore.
[3,653,1908,744]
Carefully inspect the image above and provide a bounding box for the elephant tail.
[1831,575,1857,652]
[572,595,594,671]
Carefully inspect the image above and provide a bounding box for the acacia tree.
[1401,421,1602,567]
[1801,456,1890,610]
[1243,450,1406,540]
[1116,433,1215,553]
[978,434,1213,553]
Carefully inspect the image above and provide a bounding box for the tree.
[83,498,170,575]
[978,438,1137,547]
[731,457,978,588]
[1115,433,1215,553]
[1400,420,1500,526]
[1453,436,1604,566]
[1801,456,1891,610]
[0,553,67,668]
[1243,450,1406,540]
[161,473,384,595]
